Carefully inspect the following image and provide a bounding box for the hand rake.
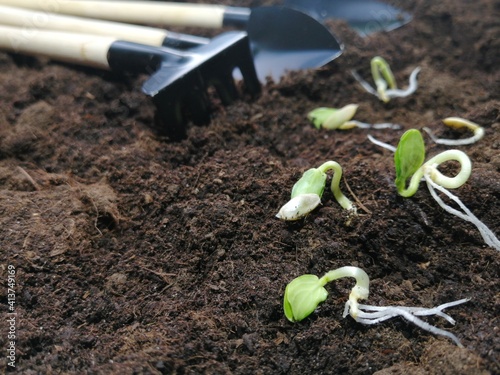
[0,24,260,140]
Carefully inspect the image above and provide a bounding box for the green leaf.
[291,168,327,198]
[394,129,425,193]
[283,274,329,322]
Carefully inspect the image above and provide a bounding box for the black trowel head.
[284,0,412,36]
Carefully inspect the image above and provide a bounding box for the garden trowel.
[283,0,412,36]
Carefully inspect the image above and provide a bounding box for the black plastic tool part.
[162,32,210,49]
[222,7,252,29]
[108,31,260,140]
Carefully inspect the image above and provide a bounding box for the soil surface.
[0,0,499,374]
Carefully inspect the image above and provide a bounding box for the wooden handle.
[0,24,115,69]
[0,5,168,46]
[0,0,227,28]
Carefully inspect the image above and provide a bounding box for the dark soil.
[1,0,499,374]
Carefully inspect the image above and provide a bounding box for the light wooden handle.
[0,0,227,28]
[0,5,168,46]
[0,24,115,69]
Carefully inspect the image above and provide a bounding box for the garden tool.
[0,24,260,140]
[1,0,343,82]
[283,0,412,36]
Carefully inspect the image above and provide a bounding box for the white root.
[343,298,470,347]
[424,173,500,251]
[423,117,485,146]
[367,134,397,152]
[346,121,402,130]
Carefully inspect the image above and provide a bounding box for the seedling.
[276,161,355,221]
[308,104,401,130]
[395,129,500,250]
[352,56,421,103]
[423,117,485,145]
[283,266,469,347]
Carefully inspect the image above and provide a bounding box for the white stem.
[423,149,471,189]
[317,161,355,211]
[319,266,370,319]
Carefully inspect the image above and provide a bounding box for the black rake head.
[141,31,260,140]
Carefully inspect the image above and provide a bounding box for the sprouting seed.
[423,117,485,145]
[283,266,469,347]
[276,161,356,221]
[308,104,401,130]
[308,104,359,130]
[393,129,499,250]
[371,56,397,102]
[352,56,421,103]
